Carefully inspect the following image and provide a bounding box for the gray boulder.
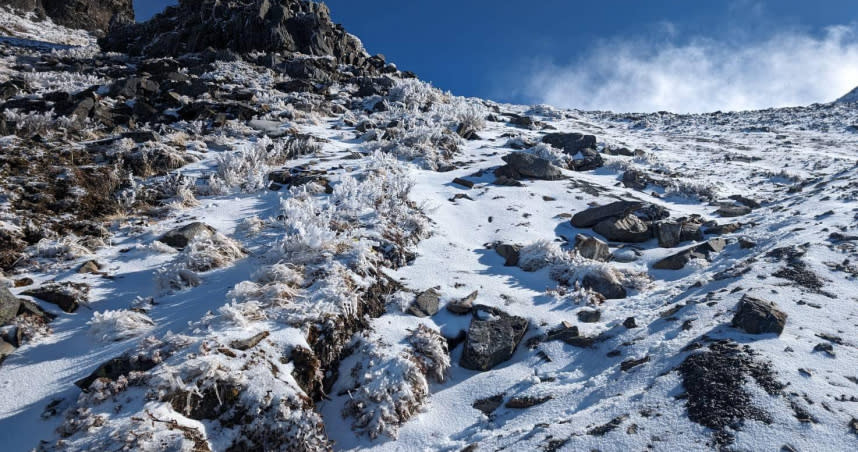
[731,295,787,335]
[461,306,528,371]
[159,222,216,249]
[574,234,611,261]
[446,290,477,315]
[495,152,564,180]
[653,239,727,270]
[1,286,49,325]
[407,288,441,317]
[656,221,682,248]
[582,273,627,299]
[571,201,643,228]
[716,204,752,217]
[593,214,651,243]
[542,132,597,153]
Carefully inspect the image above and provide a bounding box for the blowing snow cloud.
[523,25,858,113]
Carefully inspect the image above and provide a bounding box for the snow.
[0,10,857,451]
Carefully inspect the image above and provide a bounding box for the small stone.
[159,222,216,249]
[407,288,441,317]
[623,317,637,328]
[229,331,270,351]
[717,205,752,217]
[460,307,528,371]
[577,309,601,323]
[452,177,474,189]
[446,291,477,315]
[505,395,552,409]
[495,243,521,266]
[473,394,504,415]
[620,356,650,371]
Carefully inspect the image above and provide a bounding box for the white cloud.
[521,25,858,113]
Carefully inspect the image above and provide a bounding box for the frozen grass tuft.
[87,309,155,342]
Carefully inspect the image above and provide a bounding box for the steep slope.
[1,3,858,452]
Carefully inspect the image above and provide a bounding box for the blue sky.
[137,1,858,112]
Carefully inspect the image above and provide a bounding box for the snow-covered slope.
[1,4,858,452]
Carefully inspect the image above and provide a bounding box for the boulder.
[495,152,564,180]
[1,286,50,325]
[582,273,626,299]
[22,282,89,313]
[407,288,441,317]
[656,221,682,248]
[731,295,787,335]
[446,291,477,315]
[0,338,14,363]
[571,201,643,228]
[574,234,610,261]
[577,309,601,323]
[494,243,521,266]
[593,214,651,243]
[542,132,597,154]
[159,222,216,249]
[653,239,727,270]
[460,306,528,371]
[716,204,752,217]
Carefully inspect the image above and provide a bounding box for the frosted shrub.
[519,240,568,271]
[88,309,155,342]
[524,143,572,168]
[217,300,267,327]
[407,325,450,383]
[33,236,93,260]
[154,264,202,294]
[182,233,246,272]
[343,342,429,439]
[388,79,447,109]
[456,102,487,131]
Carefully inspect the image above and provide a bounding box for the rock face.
[460,306,528,371]
[731,295,787,335]
[494,152,564,180]
[0,0,134,33]
[100,0,368,67]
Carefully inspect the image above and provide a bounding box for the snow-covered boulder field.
[1,2,857,451]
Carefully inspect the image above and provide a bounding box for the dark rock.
[407,288,440,317]
[577,309,601,323]
[159,222,216,249]
[446,291,477,315]
[473,394,504,415]
[729,194,761,209]
[704,222,742,235]
[493,175,523,187]
[167,380,242,420]
[22,282,89,313]
[622,168,654,190]
[582,272,626,299]
[655,221,682,248]
[568,148,604,171]
[573,234,610,261]
[542,132,597,154]
[731,295,787,335]
[620,355,649,371]
[495,243,521,266]
[509,115,537,128]
[495,152,564,180]
[452,177,474,189]
[460,306,528,371]
[75,354,158,390]
[623,317,637,328]
[571,201,643,228]
[588,415,627,436]
[0,286,49,326]
[653,239,727,270]
[229,331,270,351]
[593,214,651,243]
[506,395,552,409]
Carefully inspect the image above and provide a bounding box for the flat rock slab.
[542,132,597,153]
[653,239,727,270]
[593,214,651,243]
[496,152,564,180]
[571,201,644,228]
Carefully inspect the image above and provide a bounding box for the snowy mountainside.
[1,3,858,451]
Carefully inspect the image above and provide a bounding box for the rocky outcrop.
[0,0,134,34]
[100,0,373,70]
